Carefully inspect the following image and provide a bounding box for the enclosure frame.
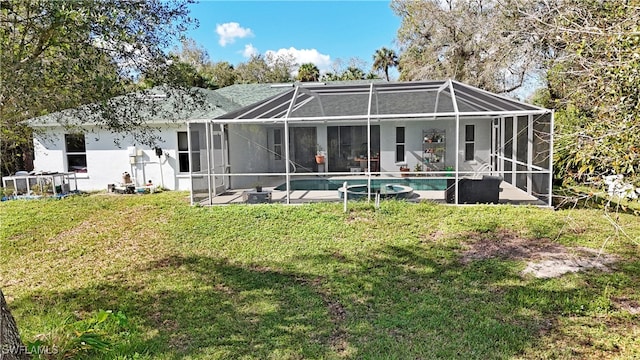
[188,80,554,206]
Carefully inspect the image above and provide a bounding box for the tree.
[341,66,366,80]
[391,0,535,93]
[320,58,373,81]
[265,52,296,83]
[297,63,320,82]
[206,61,237,88]
[372,47,399,81]
[0,0,195,175]
[171,38,210,72]
[140,55,215,89]
[513,0,640,183]
[235,54,294,83]
[1,289,30,359]
[162,38,221,89]
[235,55,272,83]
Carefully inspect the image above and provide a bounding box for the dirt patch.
[346,213,374,224]
[612,297,640,315]
[461,230,617,278]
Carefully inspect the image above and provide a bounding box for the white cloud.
[242,43,258,58]
[216,22,253,47]
[265,47,332,72]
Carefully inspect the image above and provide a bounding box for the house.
[185,80,554,205]
[20,84,289,192]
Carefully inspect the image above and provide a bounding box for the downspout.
[283,86,300,205]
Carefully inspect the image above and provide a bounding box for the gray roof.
[214,83,294,108]
[217,80,549,120]
[26,84,290,127]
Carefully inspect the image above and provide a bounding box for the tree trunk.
[0,289,30,360]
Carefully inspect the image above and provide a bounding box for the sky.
[183,0,402,76]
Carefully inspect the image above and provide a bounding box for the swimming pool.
[274,178,448,191]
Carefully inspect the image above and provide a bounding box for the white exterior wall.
[457,118,492,173]
[376,118,493,174]
[33,124,191,191]
[378,119,454,172]
[220,117,494,187]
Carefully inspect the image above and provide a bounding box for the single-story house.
[186,80,554,206]
[9,80,553,206]
[16,84,289,192]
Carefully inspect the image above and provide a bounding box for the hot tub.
[338,184,414,200]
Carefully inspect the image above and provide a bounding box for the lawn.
[0,192,638,359]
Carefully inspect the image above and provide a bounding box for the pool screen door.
[211,126,226,194]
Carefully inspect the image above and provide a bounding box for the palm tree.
[341,66,365,80]
[372,47,399,81]
[297,63,320,82]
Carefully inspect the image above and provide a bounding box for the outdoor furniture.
[242,190,272,204]
[2,172,78,196]
[354,156,379,172]
[446,176,503,204]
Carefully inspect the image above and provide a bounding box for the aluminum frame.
[189,80,554,206]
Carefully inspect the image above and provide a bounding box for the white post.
[500,117,506,177]
[512,116,517,186]
[187,123,194,205]
[283,86,300,205]
[158,158,165,189]
[448,79,460,205]
[205,122,212,203]
[527,114,533,195]
[343,181,348,213]
[366,83,374,202]
[548,110,555,207]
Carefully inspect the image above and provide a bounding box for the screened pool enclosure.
[187,80,553,206]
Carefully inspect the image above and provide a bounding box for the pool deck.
[199,180,546,206]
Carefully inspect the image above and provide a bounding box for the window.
[273,129,282,160]
[65,134,87,173]
[213,134,222,150]
[177,131,200,172]
[465,124,475,161]
[395,126,405,162]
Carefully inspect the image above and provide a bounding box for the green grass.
[1,192,639,359]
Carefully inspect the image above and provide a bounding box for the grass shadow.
[12,256,339,359]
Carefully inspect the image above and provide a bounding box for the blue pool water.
[274,178,448,191]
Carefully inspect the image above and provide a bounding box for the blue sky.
[184,1,401,76]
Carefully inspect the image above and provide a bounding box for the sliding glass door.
[327,125,380,172]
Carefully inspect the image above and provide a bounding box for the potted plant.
[252,182,263,192]
[399,165,410,177]
[315,144,325,164]
[413,163,424,177]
